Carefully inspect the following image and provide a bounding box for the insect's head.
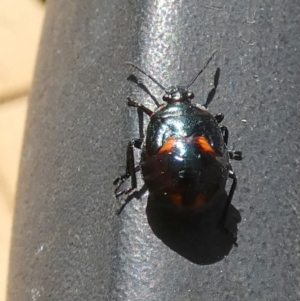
[125,50,216,104]
[162,85,194,103]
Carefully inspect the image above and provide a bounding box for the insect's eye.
[188,92,194,99]
[163,94,170,102]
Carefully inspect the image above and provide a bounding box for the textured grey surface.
[7,0,300,300]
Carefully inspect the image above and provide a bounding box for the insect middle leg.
[221,169,238,245]
[220,125,229,145]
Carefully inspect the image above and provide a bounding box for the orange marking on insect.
[170,193,183,205]
[193,136,215,153]
[195,194,206,207]
[158,137,177,153]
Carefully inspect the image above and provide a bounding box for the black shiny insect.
[114,51,242,231]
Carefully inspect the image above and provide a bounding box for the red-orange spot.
[158,137,176,154]
[195,194,206,207]
[193,136,215,153]
[170,194,182,205]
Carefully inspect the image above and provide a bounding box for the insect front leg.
[113,138,143,197]
[127,97,153,116]
[221,125,242,160]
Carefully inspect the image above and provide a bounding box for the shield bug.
[114,51,242,242]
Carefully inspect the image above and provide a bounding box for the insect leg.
[113,138,143,197]
[214,113,224,123]
[229,150,242,161]
[222,170,237,223]
[220,125,229,145]
[221,125,242,160]
[127,97,153,116]
[221,169,238,245]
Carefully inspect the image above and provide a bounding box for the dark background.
[7,0,300,300]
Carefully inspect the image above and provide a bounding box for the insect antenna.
[125,61,166,91]
[186,49,218,88]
